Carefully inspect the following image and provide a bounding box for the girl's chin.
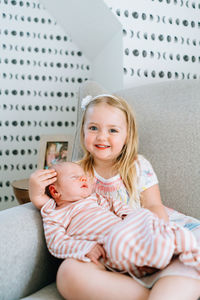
[93,155,116,163]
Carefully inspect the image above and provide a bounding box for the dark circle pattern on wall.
[124,29,200,47]
[114,8,200,28]
[111,1,200,86]
[151,0,200,9]
[123,67,199,80]
[130,48,200,64]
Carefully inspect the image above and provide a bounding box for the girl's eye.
[89,126,98,131]
[110,128,118,133]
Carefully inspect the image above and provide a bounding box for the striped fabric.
[41,193,133,261]
[41,195,200,277]
[104,209,200,277]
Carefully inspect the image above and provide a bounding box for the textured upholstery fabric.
[116,79,200,219]
[21,283,63,300]
[0,203,60,300]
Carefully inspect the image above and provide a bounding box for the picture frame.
[38,134,74,169]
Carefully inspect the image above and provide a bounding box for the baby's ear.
[48,185,58,199]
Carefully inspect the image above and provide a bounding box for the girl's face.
[83,103,127,164]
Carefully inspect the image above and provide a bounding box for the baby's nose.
[80,176,87,182]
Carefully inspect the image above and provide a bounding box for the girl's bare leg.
[56,258,149,300]
[148,276,200,300]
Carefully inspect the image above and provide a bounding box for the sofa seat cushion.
[21,282,64,300]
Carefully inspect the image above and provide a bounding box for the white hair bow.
[81,94,119,111]
[81,95,93,110]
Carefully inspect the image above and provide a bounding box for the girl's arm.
[141,184,169,221]
[137,156,168,221]
[29,169,57,209]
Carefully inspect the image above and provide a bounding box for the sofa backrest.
[74,79,200,219]
[117,79,200,219]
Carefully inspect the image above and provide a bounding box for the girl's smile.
[95,144,110,149]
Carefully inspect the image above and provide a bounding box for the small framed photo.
[38,134,74,169]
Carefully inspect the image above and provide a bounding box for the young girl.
[29,94,200,300]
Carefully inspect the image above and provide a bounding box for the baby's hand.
[86,244,106,265]
[137,265,158,276]
[29,169,57,209]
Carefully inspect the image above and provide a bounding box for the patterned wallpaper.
[104,0,200,87]
[0,0,91,210]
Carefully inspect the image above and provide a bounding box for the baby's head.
[47,162,94,206]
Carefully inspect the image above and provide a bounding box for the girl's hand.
[29,169,57,209]
[86,244,106,265]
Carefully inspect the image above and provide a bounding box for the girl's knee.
[149,276,200,300]
[56,259,106,300]
[57,258,77,278]
[56,259,80,299]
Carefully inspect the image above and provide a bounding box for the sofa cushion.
[21,282,64,300]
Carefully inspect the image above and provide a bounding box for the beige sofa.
[1,79,200,299]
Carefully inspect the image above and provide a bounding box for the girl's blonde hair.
[79,95,139,204]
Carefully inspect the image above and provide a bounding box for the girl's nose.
[97,130,107,140]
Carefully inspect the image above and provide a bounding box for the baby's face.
[55,162,94,202]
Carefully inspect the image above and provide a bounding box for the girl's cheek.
[84,134,91,147]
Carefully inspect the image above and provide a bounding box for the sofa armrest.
[0,203,60,300]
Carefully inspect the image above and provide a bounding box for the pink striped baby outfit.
[104,208,200,278]
[41,193,200,278]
